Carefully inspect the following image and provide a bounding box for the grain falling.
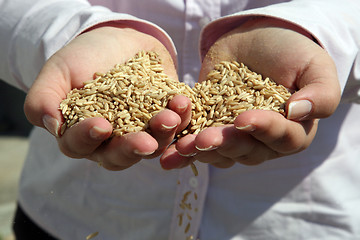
[190,162,198,176]
[59,53,292,240]
[86,232,98,240]
[184,222,191,234]
[178,213,184,226]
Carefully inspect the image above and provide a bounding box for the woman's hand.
[24,25,192,170]
[160,17,341,169]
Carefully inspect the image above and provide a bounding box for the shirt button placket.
[168,162,209,240]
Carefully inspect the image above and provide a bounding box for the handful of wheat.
[59,51,291,137]
[60,52,292,240]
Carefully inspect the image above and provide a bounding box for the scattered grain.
[190,162,198,177]
[184,222,191,234]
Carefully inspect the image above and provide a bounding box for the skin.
[160,18,341,169]
[24,18,341,171]
[24,25,192,171]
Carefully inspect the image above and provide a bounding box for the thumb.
[24,57,70,137]
[286,55,341,121]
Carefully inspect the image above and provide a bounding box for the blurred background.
[0,81,33,240]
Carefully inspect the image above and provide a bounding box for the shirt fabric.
[1,0,360,239]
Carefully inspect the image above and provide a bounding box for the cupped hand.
[160,17,341,169]
[24,25,192,170]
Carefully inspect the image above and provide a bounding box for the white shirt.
[1,0,360,239]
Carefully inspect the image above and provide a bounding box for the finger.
[194,136,273,167]
[148,109,181,156]
[175,134,197,157]
[57,117,112,159]
[160,144,193,169]
[94,131,158,171]
[193,150,228,164]
[24,57,70,137]
[208,126,256,158]
[192,147,236,168]
[210,159,235,168]
[287,54,341,120]
[167,95,192,133]
[234,109,317,154]
[194,126,255,154]
[193,126,257,165]
[176,130,237,168]
[232,152,269,166]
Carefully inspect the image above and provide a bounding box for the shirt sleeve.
[0,0,176,92]
[200,0,360,103]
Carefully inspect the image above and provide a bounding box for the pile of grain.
[179,60,291,136]
[59,51,193,136]
[59,51,291,137]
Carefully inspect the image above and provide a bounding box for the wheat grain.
[59,51,291,142]
[59,51,194,137]
[190,162,198,176]
[86,231,98,240]
[177,60,291,137]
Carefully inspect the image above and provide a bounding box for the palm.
[24,26,192,170]
[160,18,341,169]
[56,27,177,92]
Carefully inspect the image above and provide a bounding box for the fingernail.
[134,149,156,156]
[235,124,256,132]
[195,145,218,151]
[178,152,197,157]
[176,104,188,114]
[287,100,312,120]
[89,126,109,140]
[161,123,178,131]
[43,115,59,137]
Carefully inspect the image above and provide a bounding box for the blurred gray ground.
[0,81,32,240]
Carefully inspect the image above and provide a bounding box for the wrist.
[79,20,177,65]
[200,15,319,60]
[240,17,317,44]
